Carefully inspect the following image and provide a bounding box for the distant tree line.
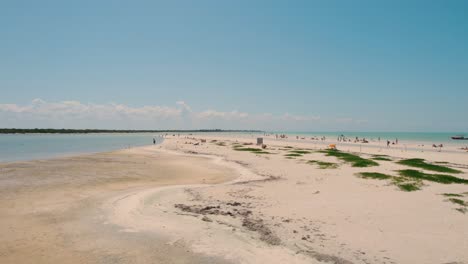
[0,128,263,134]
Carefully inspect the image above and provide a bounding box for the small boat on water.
[451,135,468,140]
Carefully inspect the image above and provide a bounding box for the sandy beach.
[1,134,467,264]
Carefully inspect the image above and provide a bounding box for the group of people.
[386,138,399,147]
[275,134,288,139]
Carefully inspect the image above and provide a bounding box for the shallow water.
[0,133,163,162]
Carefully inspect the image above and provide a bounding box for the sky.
[1,0,467,131]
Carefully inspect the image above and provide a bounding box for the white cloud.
[0,99,328,130]
[196,110,249,120]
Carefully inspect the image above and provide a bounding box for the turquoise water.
[271,132,468,144]
[0,133,163,162]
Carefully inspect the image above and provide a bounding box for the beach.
[1,133,467,264]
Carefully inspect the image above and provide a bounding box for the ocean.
[0,133,163,162]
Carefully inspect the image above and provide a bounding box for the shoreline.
[1,134,467,263]
[1,131,467,164]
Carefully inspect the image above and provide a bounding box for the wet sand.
[0,147,237,264]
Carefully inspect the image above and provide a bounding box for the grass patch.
[397,158,462,174]
[372,157,392,161]
[357,172,422,191]
[447,198,466,206]
[357,172,392,180]
[441,193,464,197]
[398,169,468,184]
[285,153,303,157]
[289,150,312,154]
[233,147,270,154]
[319,149,378,167]
[390,176,422,191]
[284,146,293,149]
[215,142,226,146]
[455,208,467,214]
[395,182,421,192]
[308,160,339,169]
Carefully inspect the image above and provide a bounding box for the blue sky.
[1,0,467,131]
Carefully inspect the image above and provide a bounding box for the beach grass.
[372,157,392,161]
[395,182,422,192]
[319,149,378,167]
[398,169,468,184]
[397,158,462,174]
[285,153,303,157]
[357,172,392,180]
[356,172,423,191]
[308,160,339,169]
[391,176,423,191]
[233,147,270,154]
[441,193,464,197]
[447,198,466,206]
[289,150,312,154]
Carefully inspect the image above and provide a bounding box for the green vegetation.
[395,182,421,192]
[444,196,468,214]
[397,158,462,174]
[441,193,464,197]
[372,157,392,161]
[215,142,226,146]
[308,160,339,169]
[285,153,302,157]
[391,176,423,191]
[398,169,468,184]
[355,172,422,192]
[289,150,312,154]
[284,146,294,149]
[319,149,378,167]
[357,172,392,180]
[233,147,270,154]
[447,198,466,206]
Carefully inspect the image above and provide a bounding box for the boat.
[451,135,468,140]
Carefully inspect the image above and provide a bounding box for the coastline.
[1,134,467,263]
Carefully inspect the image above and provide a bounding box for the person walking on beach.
[153,138,156,145]
[387,140,390,148]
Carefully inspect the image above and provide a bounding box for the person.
[153,138,156,144]
[396,138,398,145]
[387,140,390,147]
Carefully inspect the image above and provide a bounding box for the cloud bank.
[0,99,367,131]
